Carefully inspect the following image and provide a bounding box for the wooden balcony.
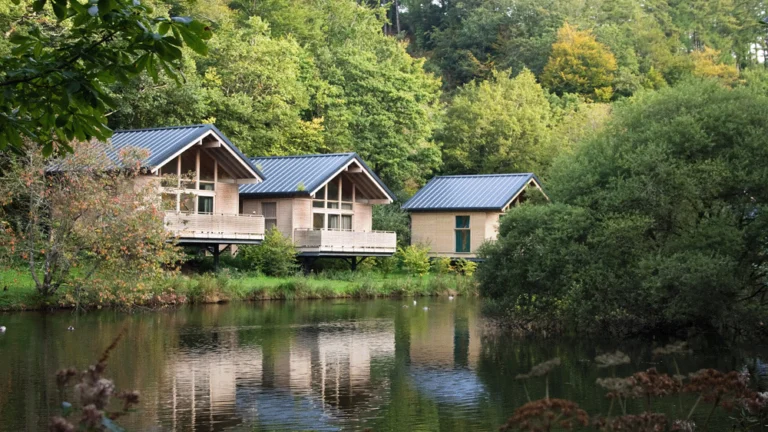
[164,212,265,244]
[293,229,397,256]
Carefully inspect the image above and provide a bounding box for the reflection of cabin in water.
[152,304,485,431]
[403,173,547,258]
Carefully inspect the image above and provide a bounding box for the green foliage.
[0,0,212,155]
[438,69,556,175]
[396,244,431,276]
[454,259,477,277]
[479,80,768,333]
[431,257,453,274]
[240,228,298,277]
[373,203,411,247]
[541,23,618,101]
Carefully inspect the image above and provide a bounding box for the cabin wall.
[353,203,373,231]
[241,198,295,238]
[410,211,502,257]
[292,198,312,233]
[217,183,240,214]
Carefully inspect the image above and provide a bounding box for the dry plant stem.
[545,375,549,401]
[673,358,684,417]
[702,396,720,431]
[687,394,702,421]
[522,383,531,402]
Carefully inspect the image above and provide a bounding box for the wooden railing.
[293,229,397,255]
[164,212,265,241]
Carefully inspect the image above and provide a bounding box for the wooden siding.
[216,183,240,214]
[164,213,265,240]
[410,211,503,258]
[293,229,396,254]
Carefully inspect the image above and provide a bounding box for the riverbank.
[0,268,477,311]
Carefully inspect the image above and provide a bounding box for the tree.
[479,79,768,333]
[690,46,740,86]
[438,69,556,175]
[0,0,212,155]
[0,140,184,297]
[373,203,411,247]
[541,22,618,101]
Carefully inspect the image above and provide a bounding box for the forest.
[3,0,766,195]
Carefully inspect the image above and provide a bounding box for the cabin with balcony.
[239,153,397,269]
[402,173,547,259]
[107,125,266,251]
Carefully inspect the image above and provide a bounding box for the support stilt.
[212,244,221,272]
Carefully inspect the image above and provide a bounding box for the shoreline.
[0,269,477,312]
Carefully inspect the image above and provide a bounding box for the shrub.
[454,258,477,276]
[396,244,431,276]
[240,228,298,277]
[431,257,453,274]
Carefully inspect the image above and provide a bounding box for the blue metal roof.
[109,124,264,178]
[402,173,539,211]
[239,153,395,200]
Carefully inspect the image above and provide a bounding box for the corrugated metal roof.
[109,124,263,178]
[48,124,263,179]
[239,153,395,200]
[402,173,539,211]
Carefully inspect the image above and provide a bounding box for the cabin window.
[199,151,216,191]
[328,214,340,230]
[342,215,352,230]
[342,177,353,202]
[313,185,326,208]
[197,196,214,214]
[180,193,196,213]
[313,213,325,230]
[455,216,471,253]
[327,179,340,202]
[180,151,196,189]
[262,202,277,231]
[161,193,177,211]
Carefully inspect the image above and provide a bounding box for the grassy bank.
[0,268,477,311]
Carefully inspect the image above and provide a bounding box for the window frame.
[455,215,471,253]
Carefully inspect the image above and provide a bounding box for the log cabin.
[402,173,547,259]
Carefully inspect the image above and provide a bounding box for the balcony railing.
[164,212,265,242]
[293,229,397,255]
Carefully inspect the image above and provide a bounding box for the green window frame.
[455,216,470,253]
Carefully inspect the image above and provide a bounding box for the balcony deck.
[293,229,397,256]
[164,212,265,244]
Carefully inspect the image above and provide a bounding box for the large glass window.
[180,193,196,213]
[161,193,177,211]
[160,157,178,187]
[455,216,471,253]
[327,180,339,202]
[328,214,340,230]
[197,196,213,214]
[342,215,352,230]
[199,150,215,191]
[341,177,353,202]
[313,213,325,230]
[180,151,196,189]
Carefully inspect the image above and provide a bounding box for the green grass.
[0,267,477,311]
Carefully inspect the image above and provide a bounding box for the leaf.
[176,25,207,56]
[158,22,170,35]
[32,0,46,12]
[52,0,67,19]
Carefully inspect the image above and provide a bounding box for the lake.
[0,298,763,431]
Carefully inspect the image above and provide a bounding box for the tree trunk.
[395,0,400,34]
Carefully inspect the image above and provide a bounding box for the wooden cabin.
[402,174,546,258]
[108,125,266,249]
[239,153,397,267]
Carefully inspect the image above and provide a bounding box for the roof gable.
[402,173,541,211]
[239,153,395,201]
[108,124,264,180]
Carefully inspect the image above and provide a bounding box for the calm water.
[0,298,763,431]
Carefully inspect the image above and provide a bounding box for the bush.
[431,257,453,274]
[454,258,477,276]
[240,228,298,277]
[479,79,768,334]
[396,244,431,276]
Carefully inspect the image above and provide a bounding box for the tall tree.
[541,22,618,101]
[438,69,555,175]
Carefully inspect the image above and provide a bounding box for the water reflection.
[0,298,763,431]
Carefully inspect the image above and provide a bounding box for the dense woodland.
[4,0,767,195]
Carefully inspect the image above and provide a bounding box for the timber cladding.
[410,211,502,257]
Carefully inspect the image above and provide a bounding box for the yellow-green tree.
[690,47,740,86]
[541,23,618,102]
